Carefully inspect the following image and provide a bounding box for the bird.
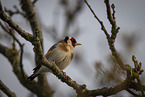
[27,36,81,81]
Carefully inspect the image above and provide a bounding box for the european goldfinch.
[27,36,81,81]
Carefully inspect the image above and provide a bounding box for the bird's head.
[64,36,81,48]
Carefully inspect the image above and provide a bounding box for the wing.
[31,41,61,74]
[45,40,66,59]
[45,43,58,58]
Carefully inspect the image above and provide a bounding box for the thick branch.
[86,77,145,96]
[20,0,43,47]
[0,10,35,42]
[0,43,53,97]
[20,0,47,84]
[42,60,88,96]
[87,79,127,96]
[0,80,16,97]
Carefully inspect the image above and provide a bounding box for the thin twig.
[5,23,26,79]
[111,4,115,19]
[104,0,119,41]
[84,0,110,39]
[84,0,126,71]
[126,89,139,97]
[0,80,16,97]
[20,44,25,79]
[4,23,22,46]
[4,6,26,18]
[1,22,26,79]
[104,0,116,29]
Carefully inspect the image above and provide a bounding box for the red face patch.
[70,37,76,47]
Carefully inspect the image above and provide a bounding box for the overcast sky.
[0,0,145,97]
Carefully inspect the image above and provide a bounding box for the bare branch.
[0,43,53,97]
[84,0,126,70]
[84,0,110,39]
[86,75,145,96]
[20,0,43,47]
[104,0,116,28]
[104,0,120,41]
[4,6,26,18]
[86,79,127,96]
[1,0,145,97]
[126,89,140,97]
[19,44,25,79]
[4,23,26,79]
[132,55,145,96]
[0,80,16,97]
[111,4,115,19]
[0,11,35,42]
[84,0,145,96]
[20,0,47,84]
[0,4,89,96]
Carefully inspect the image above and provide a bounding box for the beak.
[75,42,81,46]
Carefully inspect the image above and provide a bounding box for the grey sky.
[0,0,145,97]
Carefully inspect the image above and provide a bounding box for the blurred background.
[0,0,145,97]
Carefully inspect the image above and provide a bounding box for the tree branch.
[0,80,16,97]
[0,43,53,97]
[86,79,127,96]
[104,0,116,29]
[84,0,126,71]
[4,6,26,18]
[104,0,120,41]
[0,11,35,42]
[0,22,26,79]
[1,0,145,97]
[0,4,88,96]
[84,0,110,40]
[111,4,116,19]
[126,89,140,97]
[84,0,145,96]
[20,0,43,47]
[20,0,47,84]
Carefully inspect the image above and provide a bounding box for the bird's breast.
[47,48,73,70]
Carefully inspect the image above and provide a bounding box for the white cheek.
[67,40,72,47]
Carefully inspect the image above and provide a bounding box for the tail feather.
[27,65,41,81]
[27,73,39,81]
